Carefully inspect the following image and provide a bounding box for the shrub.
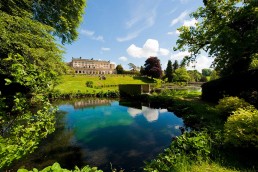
[18,162,103,172]
[216,96,250,117]
[144,131,211,172]
[86,81,94,88]
[224,106,258,148]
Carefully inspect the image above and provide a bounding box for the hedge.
[201,69,258,106]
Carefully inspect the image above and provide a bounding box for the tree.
[0,0,86,44]
[165,60,173,82]
[143,57,162,78]
[0,0,86,167]
[202,69,212,77]
[172,60,179,72]
[140,66,145,76]
[173,67,190,82]
[188,70,202,82]
[174,0,258,77]
[116,64,124,74]
[128,63,137,71]
[210,70,219,81]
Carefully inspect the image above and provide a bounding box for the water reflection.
[128,107,168,122]
[9,99,185,172]
[73,99,113,109]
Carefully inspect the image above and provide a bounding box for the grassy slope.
[55,75,154,93]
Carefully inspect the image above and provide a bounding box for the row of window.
[75,70,114,74]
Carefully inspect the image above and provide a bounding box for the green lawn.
[55,74,154,93]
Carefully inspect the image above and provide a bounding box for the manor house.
[70,57,116,74]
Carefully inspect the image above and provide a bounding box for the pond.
[9,99,185,172]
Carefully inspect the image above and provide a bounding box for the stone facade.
[70,57,116,74]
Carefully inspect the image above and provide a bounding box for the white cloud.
[170,11,188,26]
[167,30,180,35]
[101,47,111,51]
[127,39,170,58]
[171,52,213,72]
[171,51,191,62]
[118,56,128,62]
[160,48,170,56]
[127,108,142,117]
[117,2,157,42]
[80,29,104,42]
[81,29,94,36]
[183,18,198,27]
[142,106,159,122]
[187,55,213,72]
[93,35,104,42]
[117,31,139,42]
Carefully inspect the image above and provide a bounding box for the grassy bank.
[54,75,154,93]
[144,93,258,172]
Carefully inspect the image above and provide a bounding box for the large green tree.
[174,0,258,77]
[0,0,86,168]
[0,0,86,44]
[173,67,190,82]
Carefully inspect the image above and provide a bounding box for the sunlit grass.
[190,162,239,172]
[55,75,154,93]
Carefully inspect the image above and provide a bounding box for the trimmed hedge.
[201,69,258,105]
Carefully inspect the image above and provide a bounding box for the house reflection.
[73,99,113,109]
[127,106,168,122]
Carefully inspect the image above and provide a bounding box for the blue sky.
[63,0,213,72]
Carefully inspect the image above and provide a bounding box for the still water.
[10,99,185,171]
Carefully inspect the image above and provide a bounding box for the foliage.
[224,106,258,148]
[85,81,94,88]
[0,95,56,168]
[17,162,103,172]
[216,96,251,117]
[174,0,258,76]
[0,0,86,44]
[0,0,85,168]
[200,76,208,82]
[202,69,212,77]
[143,57,163,78]
[209,70,219,81]
[159,89,201,99]
[250,55,258,70]
[144,131,211,172]
[165,60,173,82]
[140,66,145,76]
[201,69,258,105]
[115,64,124,74]
[172,60,179,72]
[0,13,67,95]
[173,67,190,82]
[128,63,137,71]
[188,70,202,82]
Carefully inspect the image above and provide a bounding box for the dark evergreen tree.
[165,60,173,82]
[140,66,145,76]
[173,60,179,72]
